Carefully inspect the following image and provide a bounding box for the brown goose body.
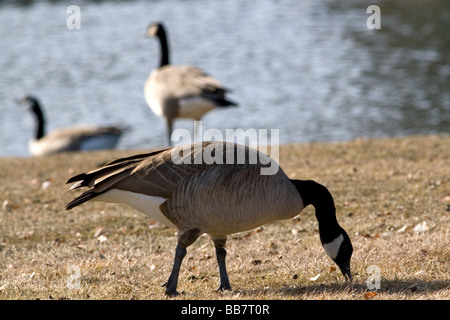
[144,65,233,120]
[66,141,353,295]
[30,125,124,156]
[18,96,124,156]
[163,163,303,236]
[67,141,303,235]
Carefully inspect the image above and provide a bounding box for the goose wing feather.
[147,65,230,100]
[67,142,254,201]
[33,126,124,155]
[66,141,303,232]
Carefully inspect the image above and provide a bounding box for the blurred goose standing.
[144,22,237,145]
[66,141,353,296]
[18,96,125,156]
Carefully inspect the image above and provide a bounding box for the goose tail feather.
[66,190,97,210]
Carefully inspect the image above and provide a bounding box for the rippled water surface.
[0,0,449,157]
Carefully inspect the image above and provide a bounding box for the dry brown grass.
[0,134,448,300]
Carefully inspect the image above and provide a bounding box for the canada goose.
[17,96,125,156]
[66,141,353,295]
[144,22,237,145]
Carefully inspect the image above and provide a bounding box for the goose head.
[16,95,45,140]
[145,22,164,38]
[292,179,353,281]
[145,22,169,67]
[17,95,40,113]
[322,228,353,281]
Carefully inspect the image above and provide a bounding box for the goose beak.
[338,260,352,282]
[15,97,29,108]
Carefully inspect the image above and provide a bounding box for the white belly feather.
[94,189,176,228]
[178,96,215,119]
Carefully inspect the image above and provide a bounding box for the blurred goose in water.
[144,22,237,145]
[17,96,125,156]
[66,141,353,296]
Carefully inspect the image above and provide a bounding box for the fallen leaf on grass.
[252,259,262,266]
[94,227,109,237]
[414,221,428,233]
[19,230,35,240]
[2,200,20,211]
[363,233,380,239]
[188,275,197,282]
[97,235,108,243]
[310,273,321,281]
[41,180,52,189]
[364,291,377,300]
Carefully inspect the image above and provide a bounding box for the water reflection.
[326,0,449,136]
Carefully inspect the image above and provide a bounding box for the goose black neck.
[30,100,45,140]
[157,26,169,67]
[291,179,341,243]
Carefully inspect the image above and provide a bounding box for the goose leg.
[212,237,232,291]
[164,228,201,296]
[166,118,173,146]
[194,118,202,142]
[164,245,186,296]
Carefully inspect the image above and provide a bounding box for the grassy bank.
[0,134,448,300]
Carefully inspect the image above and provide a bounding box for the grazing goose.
[17,96,125,156]
[144,22,237,145]
[66,141,353,296]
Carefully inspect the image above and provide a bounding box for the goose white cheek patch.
[323,234,344,260]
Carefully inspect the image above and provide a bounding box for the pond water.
[0,0,448,157]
